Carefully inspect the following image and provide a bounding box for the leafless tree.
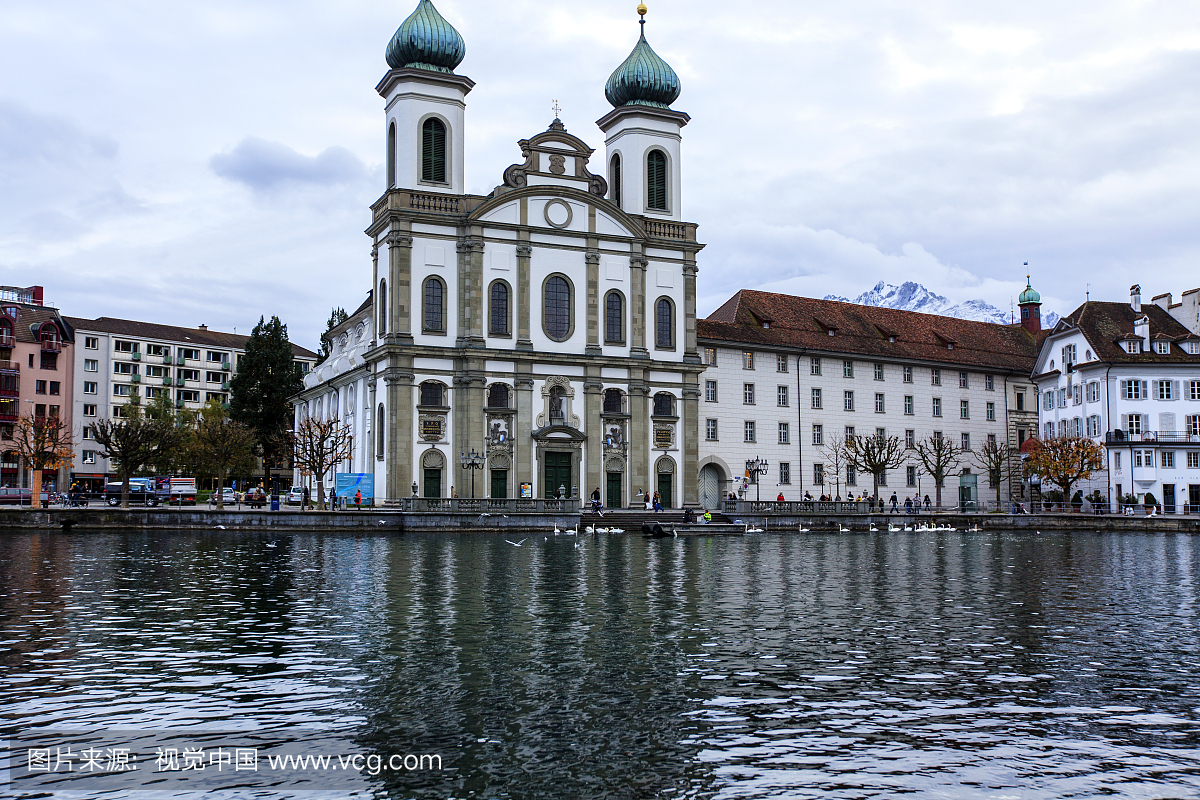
[12,414,74,509]
[844,433,906,503]
[973,439,1021,505]
[291,417,353,510]
[192,401,258,510]
[90,406,187,508]
[819,434,849,500]
[913,434,963,509]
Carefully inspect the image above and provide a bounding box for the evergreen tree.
[316,307,348,364]
[230,316,304,489]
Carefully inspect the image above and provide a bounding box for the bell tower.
[379,0,473,195]
[596,4,689,221]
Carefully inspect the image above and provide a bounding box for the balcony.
[132,352,141,361]
[0,361,17,374]
[131,374,141,385]
[41,339,61,353]
[163,377,173,386]
[222,381,230,390]
[1106,431,1200,445]
[164,355,173,365]
[0,334,12,348]
[222,361,231,371]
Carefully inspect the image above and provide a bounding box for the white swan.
[839,524,851,532]
[609,527,625,534]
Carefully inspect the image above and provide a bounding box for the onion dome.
[605,7,681,109]
[386,0,466,74]
[1019,276,1041,304]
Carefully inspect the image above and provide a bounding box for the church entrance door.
[544,452,572,499]
[606,472,623,509]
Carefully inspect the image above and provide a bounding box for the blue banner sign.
[334,473,374,502]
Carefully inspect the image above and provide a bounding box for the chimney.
[1135,315,1150,351]
[30,286,43,306]
[1131,284,1141,313]
[198,324,208,331]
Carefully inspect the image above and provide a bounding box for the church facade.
[298,0,705,507]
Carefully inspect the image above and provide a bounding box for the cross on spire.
[552,99,561,119]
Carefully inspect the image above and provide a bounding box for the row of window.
[101,363,226,382]
[739,461,988,489]
[1115,450,1200,470]
[710,350,999,389]
[33,380,61,395]
[709,380,997,420]
[706,419,990,451]
[81,388,226,416]
[1044,379,1200,409]
[107,339,228,363]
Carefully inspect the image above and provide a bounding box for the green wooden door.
[423,469,441,498]
[606,472,623,509]
[491,469,508,499]
[544,452,572,498]
[657,473,673,509]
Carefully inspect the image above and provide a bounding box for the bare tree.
[844,433,906,503]
[90,405,187,508]
[291,417,353,510]
[819,434,849,500]
[192,401,258,510]
[12,414,75,509]
[973,439,1021,505]
[913,435,963,509]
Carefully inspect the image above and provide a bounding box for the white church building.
[297,0,705,507]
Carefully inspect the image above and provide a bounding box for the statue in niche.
[489,420,508,444]
[549,388,565,423]
[607,424,624,446]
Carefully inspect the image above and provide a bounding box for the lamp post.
[745,456,769,501]
[460,448,485,498]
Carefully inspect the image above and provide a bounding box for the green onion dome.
[605,28,681,109]
[386,0,465,74]
[1019,277,1041,304]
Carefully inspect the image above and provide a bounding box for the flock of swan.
[504,523,629,548]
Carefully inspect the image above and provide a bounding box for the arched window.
[487,383,510,410]
[423,277,445,333]
[330,390,339,421]
[655,297,673,349]
[605,291,624,344]
[543,275,571,341]
[647,150,668,211]
[387,122,397,188]
[603,388,624,414]
[422,118,447,183]
[489,281,510,336]
[378,279,387,336]
[419,382,445,407]
[610,153,622,209]
[376,403,385,458]
[653,392,676,417]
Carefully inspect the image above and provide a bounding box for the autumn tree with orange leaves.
[1025,436,1105,511]
[12,413,75,509]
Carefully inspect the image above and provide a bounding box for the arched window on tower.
[489,281,509,336]
[423,277,445,333]
[647,150,667,211]
[422,118,447,183]
[387,122,397,188]
[610,153,622,209]
[605,291,624,344]
[655,297,673,349]
[378,279,387,336]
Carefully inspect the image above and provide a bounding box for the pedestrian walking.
[653,491,662,513]
[354,489,362,510]
[302,486,310,511]
[923,494,932,512]
[591,487,603,516]
[890,492,900,514]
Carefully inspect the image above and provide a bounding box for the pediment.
[469,185,643,239]
[501,120,608,197]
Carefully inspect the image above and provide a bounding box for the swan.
[869,523,879,532]
[839,524,851,533]
[585,525,595,534]
[608,527,625,533]
[596,527,609,534]
[798,526,811,532]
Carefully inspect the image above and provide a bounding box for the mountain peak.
[823,281,1059,327]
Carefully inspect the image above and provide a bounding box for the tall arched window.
[378,279,387,336]
[610,153,622,209]
[647,150,667,211]
[605,291,624,344]
[422,118,447,183]
[387,122,397,188]
[423,277,445,333]
[490,281,510,336]
[543,275,571,341]
[655,297,673,349]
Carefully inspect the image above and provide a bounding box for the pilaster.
[384,359,414,501]
[630,254,649,359]
[585,249,602,355]
[682,379,700,505]
[453,358,487,497]
[387,230,414,344]
[683,261,700,364]
[515,367,535,492]
[456,235,486,348]
[629,369,650,499]
[584,369,603,498]
[516,242,533,350]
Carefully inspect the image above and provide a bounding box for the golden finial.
[637,3,648,14]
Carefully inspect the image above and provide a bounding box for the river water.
[2,529,1200,799]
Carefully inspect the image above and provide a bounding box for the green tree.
[229,316,304,490]
[316,307,348,365]
[90,403,188,508]
[192,400,258,509]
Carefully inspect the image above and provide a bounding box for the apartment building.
[65,317,318,490]
[1033,285,1200,511]
[695,289,1042,509]
[0,285,75,491]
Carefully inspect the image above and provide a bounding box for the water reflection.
[2,530,1199,798]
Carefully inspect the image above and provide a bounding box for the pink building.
[0,286,75,491]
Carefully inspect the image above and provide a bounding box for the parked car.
[0,487,40,505]
[287,487,304,506]
[243,487,268,508]
[213,488,238,504]
[102,483,160,507]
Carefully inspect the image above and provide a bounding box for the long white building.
[1032,285,1200,512]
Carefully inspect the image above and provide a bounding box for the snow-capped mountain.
[824,281,1059,328]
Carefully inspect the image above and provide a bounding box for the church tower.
[379,0,472,195]
[597,5,689,221]
[1018,276,1042,334]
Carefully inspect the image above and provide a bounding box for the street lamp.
[460,448,485,498]
[745,456,769,501]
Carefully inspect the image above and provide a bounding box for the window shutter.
[1140,380,1148,399]
[647,151,667,211]
[1174,380,1181,400]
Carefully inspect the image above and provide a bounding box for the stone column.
[630,254,649,360]
[682,377,700,505]
[584,368,603,499]
[516,242,533,350]
[453,359,487,498]
[367,374,378,482]
[387,230,414,343]
[515,369,535,494]
[585,249,601,355]
[683,261,700,364]
[629,369,649,502]
[384,358,414,503]
[456,235,485,348]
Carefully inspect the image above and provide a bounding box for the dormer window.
[1154,341,1170,355]
[1186,341,1200,355]
[1125,340,1141,354]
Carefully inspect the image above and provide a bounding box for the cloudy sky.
[2,0,1198,350]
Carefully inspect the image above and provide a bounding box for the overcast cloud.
[2,0,1198,349]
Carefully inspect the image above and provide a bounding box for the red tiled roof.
[1055,301,1200,364]
[699,289,1043,373]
